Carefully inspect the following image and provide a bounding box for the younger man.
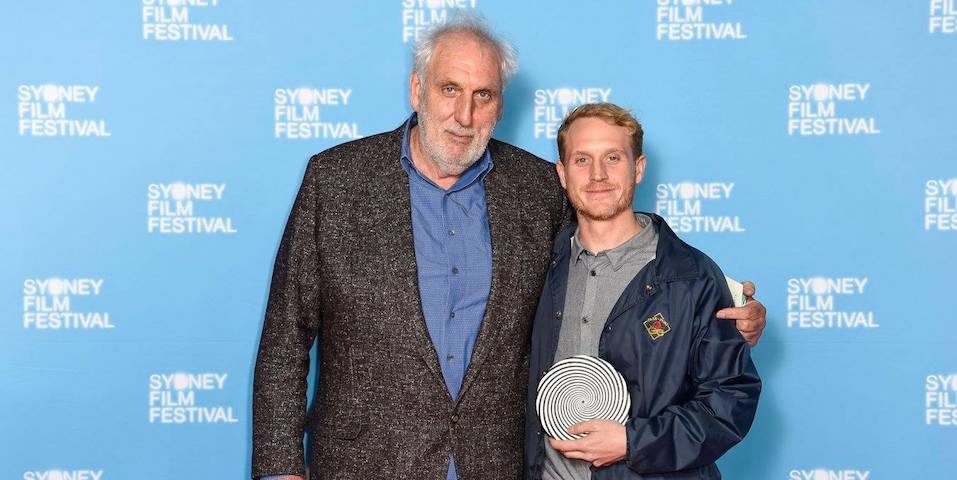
[524,103,761,479]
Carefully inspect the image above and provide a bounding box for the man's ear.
[409,72,421,112]
[634,154,647,185]
[555,159,567,189]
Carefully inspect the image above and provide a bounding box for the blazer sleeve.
[252,156,324,478]
[624,270,761,474]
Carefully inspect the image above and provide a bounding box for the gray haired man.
[251,16,767,480]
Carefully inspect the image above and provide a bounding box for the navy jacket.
[524,214,761,479]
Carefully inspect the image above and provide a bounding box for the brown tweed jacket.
[252,124,570,480]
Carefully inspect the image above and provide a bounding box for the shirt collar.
[571,213,656,270]
[399,113,494,192]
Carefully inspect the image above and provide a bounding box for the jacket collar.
[551,212,699,283]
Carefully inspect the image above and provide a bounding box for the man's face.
[410,33,502,176]
[556,116,646,222]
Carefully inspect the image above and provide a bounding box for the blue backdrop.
[3,1,955,479]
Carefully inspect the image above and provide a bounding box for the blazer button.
[451,414,460,424]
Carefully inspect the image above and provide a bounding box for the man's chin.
[574,203,629,222]
[436,156,477,176]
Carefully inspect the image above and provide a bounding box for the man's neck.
[409,125,460,190]
[576,211,643,253]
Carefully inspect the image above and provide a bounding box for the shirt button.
[590,270,597,276]
[448,229,456,236]
[452,267,459,274]
[554,310,562,319]
[446,354,455,361]
[582,317,589,324]
[450,312,456,318]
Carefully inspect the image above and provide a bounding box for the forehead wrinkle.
[428,35,502,92]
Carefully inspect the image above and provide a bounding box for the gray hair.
[412,14,518,91]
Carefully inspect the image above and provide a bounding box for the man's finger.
[549,437,583,452]
[735,319,762,333]
[742,280,756,298]
[716,301,765,321]
[742,330,762,347]
[567,420,598,435]
[746,299,767,319]
[561,450,591,461]
[716,305,747,319]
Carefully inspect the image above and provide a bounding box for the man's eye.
[442,86,456,95]
[607,155,620,163]
[476,91,491,100]
[574,157,588,165]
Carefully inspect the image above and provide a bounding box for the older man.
[252,17,766,480]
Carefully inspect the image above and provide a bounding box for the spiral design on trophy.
[535,355,630,441]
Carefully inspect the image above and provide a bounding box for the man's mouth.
[446,130,474,144]
[585,186,615,195]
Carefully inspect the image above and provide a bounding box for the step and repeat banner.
[2,1,955,479]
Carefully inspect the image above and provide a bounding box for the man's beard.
[570,181,635,222]
[416,97,495,177]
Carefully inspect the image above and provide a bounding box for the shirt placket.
[443,190,464,397]
[580,254,600,351]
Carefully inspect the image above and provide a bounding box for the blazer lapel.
[369,127,446,390]
[457,157,514,401]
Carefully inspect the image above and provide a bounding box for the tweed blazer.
[252,123,570,480]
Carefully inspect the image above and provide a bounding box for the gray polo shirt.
[543,213,659,480]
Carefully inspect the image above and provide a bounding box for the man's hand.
[716,280,766,346]
[548,419,626,467]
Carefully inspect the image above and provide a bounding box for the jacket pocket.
[309,349,364,440]
[311,410,362,440]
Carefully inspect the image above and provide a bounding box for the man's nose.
[454,95,474,128]
[589,160,608,181]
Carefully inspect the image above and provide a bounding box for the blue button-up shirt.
[401,113,493,480]
[400,113,493,398]
[263,114,493,480]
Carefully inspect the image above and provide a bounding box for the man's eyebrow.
[435,78,461,87]
[569,148,626,157]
